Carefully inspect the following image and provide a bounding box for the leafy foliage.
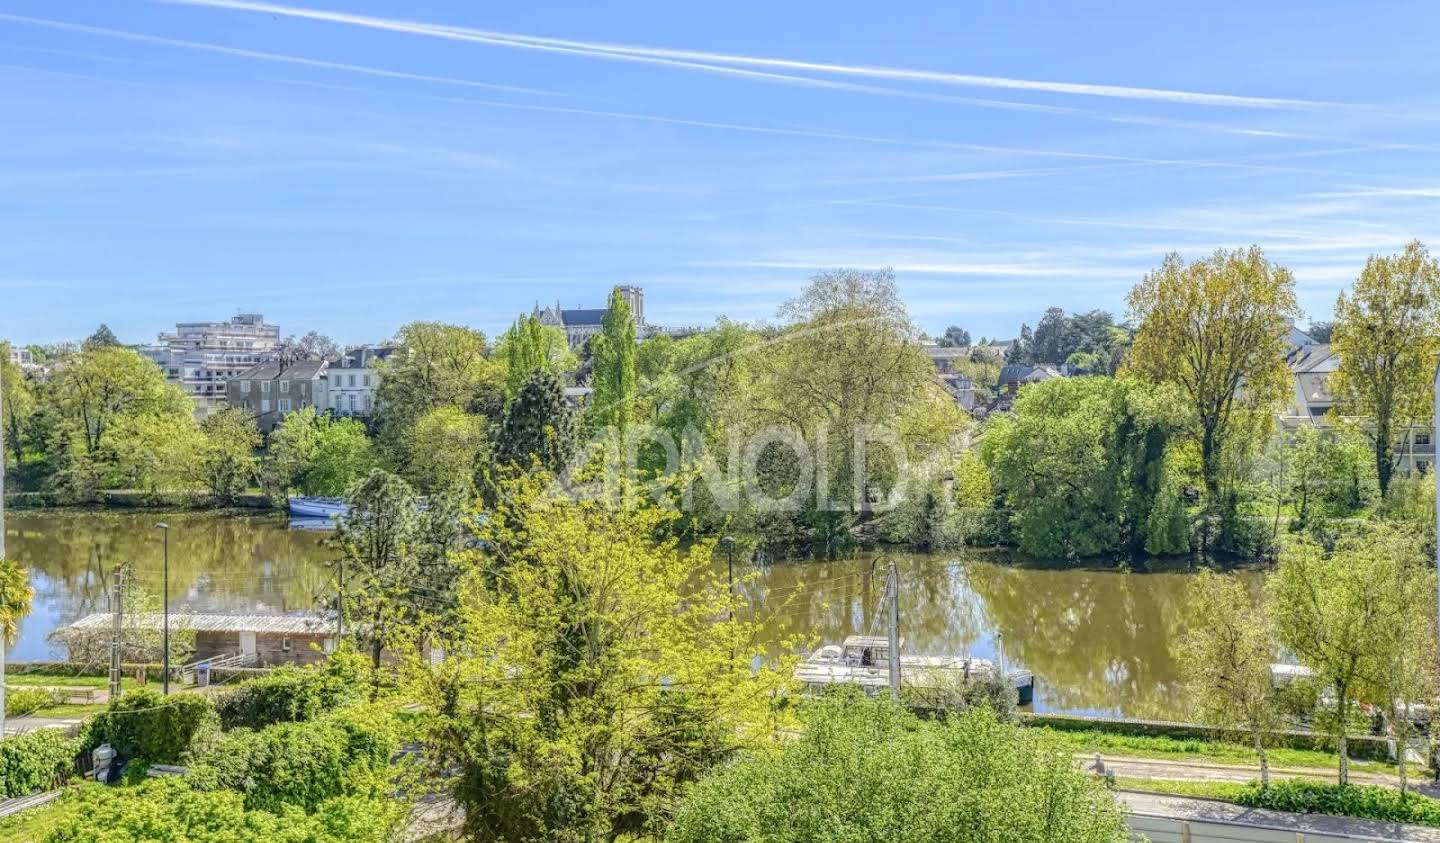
[494,369,575,474]
[498,313,576,400]
[1235,779,1440,826]
[588,287,639,433]
[0,729,78,798]
[666,692,1127,843]
[261,409,375,499]
[404,405,489,495]
[83,688,217,765]
[43,777,404,843]
[188,706,397,813]
[214,657,366,731]
[198,407,260,504]
[5,687,61,718]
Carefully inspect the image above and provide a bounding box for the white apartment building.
[140,314,281,419]
[325,346,394,418]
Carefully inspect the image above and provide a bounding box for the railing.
[1128,811,1413,842]
[178,652,257,684]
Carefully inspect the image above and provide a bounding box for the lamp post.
[154,523,170,695]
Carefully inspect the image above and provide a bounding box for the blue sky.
[2,1,1438,347]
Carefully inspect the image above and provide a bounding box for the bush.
[82,688,217,765]
[6,688,61,718]
[43,777,404,843]
[0,730,79,798]
[667,690,1127,843]
[1235,780,1440,826]
[188,706,397,813]
[215,657,366,731]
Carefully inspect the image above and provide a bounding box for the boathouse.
[54,612,338,667]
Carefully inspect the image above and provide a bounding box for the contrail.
[0,12,561,97]
[162,0,1331,109]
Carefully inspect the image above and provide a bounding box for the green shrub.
[215,657,365,731]
[0,729,79,798]
[43,777,404,843]
[188,706,397,813]
[6,688,62,718]
[1235,780,1440,826]
[83,688,218,764]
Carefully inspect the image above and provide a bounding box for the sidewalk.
[1120,790,1440,842]
[1086,753,1432,792]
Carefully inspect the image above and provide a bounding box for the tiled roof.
[559,308,608,327]
[58,612,336,636]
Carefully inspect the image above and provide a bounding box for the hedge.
[6,688,62,718]
[1235,780,1440,827]
[81,688,218,765]
[215,658,365,731]
[188,706,397,813]
[0,729,79,798]
[43,777,403,843]
[1022,713,1393,761]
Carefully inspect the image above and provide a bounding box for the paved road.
[1087,753,1432,792]
[1120,791,1440,842]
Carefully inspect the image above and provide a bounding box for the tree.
[1330,241,1440,497]
[404,406,489,495]
[0,557,34,740]
[494,370,574,474]
[984,377,1190,559]
[1126,248,1300,504]
[83,324,121,349]
[304,417,376,497]
[498,314,575,401]
[261,407,322,502]
[375,322,503,469]
[936,325,971,347]
[1176,571,1277,786]
[1284,425,1377,524]
[199,407,260,504]
[1306,321,1334,343]
[666,692,1127,843]
[335,469,420,680]
[1267,529,1426,785]
[111,411,205,495]
[0,345,34,470]
[277,331,340,365]
[414,475,792,842]
[588,287,638,434]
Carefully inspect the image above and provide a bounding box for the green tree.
[414,475,793,842]
[936,325,970,347]
[667,692,1127,843]
[588,287,638,434]
[1285,425,1378,523]
[199,407,260,504]
[261,407,322,502]
[1267,529,1426,785]
[1331,241,1440,497]
[0,344,34,470]
[984,376,1189,559]
[0,557,34,740]
[304,417,376,497]
[82,324,121,350]
[494,369,574,474]
[111,411,205,496]
[375,322,504,468]
[953,450,992,508]
[1126,248,1300,504]
[1177,571,1277,786]
[498,314,575,400]
[404,405,489,495]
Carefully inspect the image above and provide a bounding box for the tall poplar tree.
[588,287,638,434]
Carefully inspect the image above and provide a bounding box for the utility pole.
[154,523,170,695]
[109,564,128,700]
[886,561,901,703]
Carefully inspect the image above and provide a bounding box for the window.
[261,380,271,395]
[278,398,291,413]
[349,374,356,388]
[362,374,370,387]
[281,637,293,652]
[364,394,371,412]
[349,394,356,412]
[260,399,271,413]
[280,380,290,394]
[240,380,250,394]
[1417,433,1432,446]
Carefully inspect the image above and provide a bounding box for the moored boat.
[796,635,1035,705]
[287,497,349,519]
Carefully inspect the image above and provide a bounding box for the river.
[1,510,1260,720]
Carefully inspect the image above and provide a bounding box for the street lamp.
[154,523,170,695]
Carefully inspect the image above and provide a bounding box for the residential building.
[6,346,34,368]
[537,285,646,348]
[227,359,329,434]
[1281,329,1434,474]
[140,313,281,419]
[325,346,394,418]
[56,612,337,667]
[921,345,981,412]
[997,363,1059,395]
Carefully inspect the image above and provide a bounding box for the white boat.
[796,635,1035,705]
[287,497,349,519]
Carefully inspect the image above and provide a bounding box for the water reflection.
[4,511,336,660]
[5,513,1257,719]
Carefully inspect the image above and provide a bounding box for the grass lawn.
[1114,776,1248,801]
[6,674,142,691]
[1039,727,1401,775]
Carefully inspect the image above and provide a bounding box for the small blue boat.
[288,497,349,519]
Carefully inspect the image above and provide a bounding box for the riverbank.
[3,491,271,510]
